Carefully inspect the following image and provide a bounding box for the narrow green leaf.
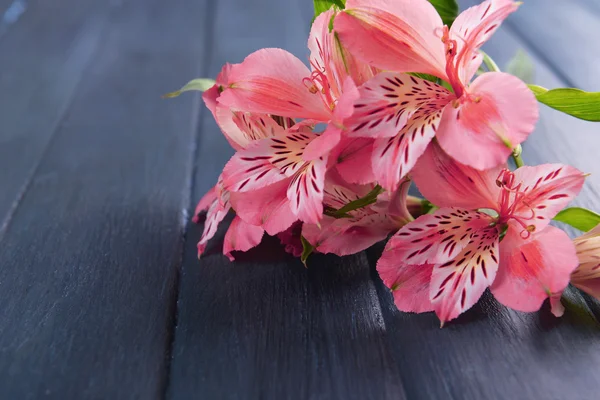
[480,50,500,73]
[527,85,600,122]
[313,0,345,20]
[554,207,600,232]
[326,185,383,218]
[300,236,315,267]
[162,78,215,98]
[505,49,535,84]
[428,0,459,26]
[408,72,439,83]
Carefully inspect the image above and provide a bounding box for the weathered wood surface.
[0,0,599,399]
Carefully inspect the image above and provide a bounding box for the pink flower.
[193,62,289,260]
[334,0,538,190]
[551,224,600,316]
[377,143,585,324]
[213,9,381,232]
[302,170,412,256]
[223,124,329,228]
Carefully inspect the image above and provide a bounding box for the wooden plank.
[506,0,600,90]
[0,0,107,234]
[574,0,600,16]
[368,2,600,399]
[166,1,405,398]
[0,0,209,398]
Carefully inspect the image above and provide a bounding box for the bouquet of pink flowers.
[166,0,600,325]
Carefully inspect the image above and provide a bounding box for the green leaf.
[554,207,600,232]
[313,0,345,20]
[428,0,459,26]
[480,50,500,73]
[300,236,315,267]
[325,185,383,219]
[505,49,534,84]
[162,78,216,98]
[408,72,439,83]
[528,85,600,122]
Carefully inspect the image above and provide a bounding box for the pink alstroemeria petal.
[377,257,434,313]
[436,72,538,170]
[202,62,234,118]
[371,102,446,191]
[223,216,264,261]
[374,177,414,224]
[229,179,296,236]
[193,186,218,223]
[309,10,376,100]
[302,215,392,256]
[222,142,288,193]
[430,226,500,324]
[302,169,398,255]
[347,73,451,139]
[510,164,585,232]
[222,131,321,192]
[218,48,331,121]
[303,126,342,161]
[215,106,285,150]
[304,77,360,161]
[335,138,376,184]
[197,197,230,258]
[412,141,502,210]
[491,224,579,313]
[451,0,519,84]
[385,208,495,266]
[335,0,447,79]
[571,225,600,299]
[287,157,327,225]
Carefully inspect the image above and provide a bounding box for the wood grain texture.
[166,1,404,399]
[0,0,208,398]
[506,0,600,90]
[365,2,600,399]
[0,0,106,234]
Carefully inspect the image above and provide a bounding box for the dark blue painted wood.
[1,0,600,399]
[0,0,209,398]
[0,0,106,235]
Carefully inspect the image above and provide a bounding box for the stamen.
[304,59,336,113]
[496,168,538,238]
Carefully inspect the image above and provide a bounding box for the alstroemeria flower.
[334,0,538,189]
[223,123,329,228]
[551,224,600,317]
[302,171,412,256]
[194,64,291,260]
[377,143,585,324]
[217,10,375,159]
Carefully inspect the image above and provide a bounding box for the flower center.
[495,169,537,239]
[303,60,336,112]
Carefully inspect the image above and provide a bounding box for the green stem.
[512,145,524,168]
[481,50,500,73]
[327,185,384,218]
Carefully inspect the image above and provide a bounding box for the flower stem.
[326,185,384,218]
[512,145,525,168]
[481,50,500,72]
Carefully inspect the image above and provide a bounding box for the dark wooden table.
[1,0,600,398]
